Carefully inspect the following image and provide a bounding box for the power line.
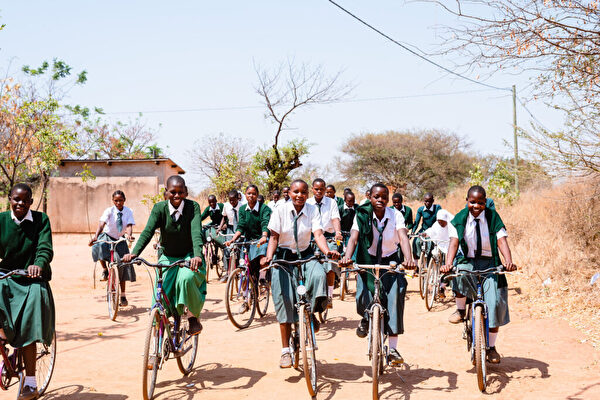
[103,88,500,115]
[326,0,511,92]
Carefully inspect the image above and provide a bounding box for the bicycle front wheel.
[225,268,256,329]
[340,270,347,301]
[107,266,120,321]
[142,308,161,400]
[204,245,212,282]
[371,306,381,400]
[418,252,427,299]
[425,257,438,311]
[256,280,270,317]
[36,331,57,395]
[176,315,199,375]
[299,304,318,397]
[474,306,487,392]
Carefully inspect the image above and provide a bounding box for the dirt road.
[7,234,599,399]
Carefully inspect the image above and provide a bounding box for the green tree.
[252,139,310,192]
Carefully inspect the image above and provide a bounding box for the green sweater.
[236,202,272,240]
[200,203,224,225]
[0,211,53,281]
[339,204,357,232]
[412,204,442,233]
[133,199,204,258]
[390,205,413,230]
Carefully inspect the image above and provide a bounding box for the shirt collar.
[467,211,485,224]
[246,202,260,212]
[168,200,184,216]
[286,200,307,217]
[11,209,33,225]
[425,204,434,212]
[209,206,218,212]
[343,203,354,210]
[397,205,405,213]
[373,208,390,224]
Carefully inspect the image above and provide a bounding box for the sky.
[0,1,556,191]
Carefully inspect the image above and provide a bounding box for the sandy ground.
[6,234,599,400]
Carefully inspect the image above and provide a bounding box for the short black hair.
[290,179,309,190]
[208,194,217,201]
[326,184,336,192]
[112,190,126,200]
[369,183,388,194]
[228,189,238,198]
[166,175,185,188]
[272,189,280,196]
[282,186,290,191]
[312,178,326,187]
[392,192,403,202]
[365,189,371,194]
[246,184,259,194]
[344,191,355,200]
[423,192,434,199]
[467,185,487,198]
[343,187,352,194]
[257,194,265,203]
[9,183,32,198]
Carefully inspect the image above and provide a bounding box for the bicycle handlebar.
[120,257,189,269]
[0,269,29,279]
[92,236,134,245]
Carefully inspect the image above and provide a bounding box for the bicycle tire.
[290,326,300,369]
[340,270,347,301]
[465,304,473,353]
[418,252,427,299]
[215,246,225,279]
[107,266,120,321]
[371,306,381,400]
[176,316,199,375]
[225,268,256,329]
[425,257,437,311]
[204,245,211,282]
[142,308,161,400]
[256,280,270,317]
[299,304,318,397]
[36,330,57,395]
[474,306,487,392]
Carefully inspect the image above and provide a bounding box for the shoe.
[279,352,292,368]
[438,287,446,299]
[388,348,404,366]
[100,269,108,281]
[219,276,228,283]
[327,296,333,309]
[312,314,320,333]
[238,302,249,314]
[448,309,466,324]
[18,385,39,400]
[120,296,128,307]
[487,346,501,364]
[187,317,203,336]
[356,317,369,338]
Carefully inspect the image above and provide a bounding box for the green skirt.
[0,279,55,347]
[156,254,207,318]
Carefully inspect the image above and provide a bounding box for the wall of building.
[47,176,159,233]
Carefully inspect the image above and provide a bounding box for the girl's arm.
[397,228,415,268]
[441,238,459,272]
[314,229,339,258]
[497,236,517,271]
[341,230,359,265]
[89,221,106,246]
[263,230,279,265]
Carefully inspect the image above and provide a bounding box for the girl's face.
[272,192,280,202]
[467,191,486,218]
[392,196,403,209]
[246,187,258,206]
[167,182,186,208]
[228,194,239,207]
[370,187,389,212]
[9,188,33,219]
[312,182,325,200]
[438,220,448,228]
[345,194,355,208]
[290,182,308,207]
[208,197,217,208]
[423,195,434,209]
[325,187,336,199]
[112,194,125,211]
[282,187,290,200]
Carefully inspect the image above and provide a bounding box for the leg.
[23,342,37,377]
[355,272,372,337]
[304,261,327,314]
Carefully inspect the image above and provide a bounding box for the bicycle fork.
[472,284,490,350]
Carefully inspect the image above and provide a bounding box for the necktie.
[171,210,178,222]
[116,211,123,232]
[316,202,322,215]
[232,208,238,227]
[374,218,389,264]
[293,211,302,258]
[474,218,482,258]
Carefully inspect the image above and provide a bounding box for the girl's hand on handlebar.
[402,259,416,269]
[261,255,272,266]
[27,265,41,278]
[504,262,517,272]
[224,240,232,247]
[258,236,267,246]
[326,250,340,260]
[340,254,353,266]
[440,263,453,273]
[88,236,97,247]
[122,253,136,263]
[189,256,203,271]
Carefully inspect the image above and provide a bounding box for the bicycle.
[340,261,414,400]
[410,233,431,299]
[442,265,516,392]
[338,231,356,301]
[261,254,325,397]
[92,236,133,321]
[0,270,57,399]
[203,224,224,281]
[121,257,199,400]
[421,237,448,311]
[224,240,270,329]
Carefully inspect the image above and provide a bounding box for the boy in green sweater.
[0,183,54,400]
[123,176,205,335]
[411,192,442,263]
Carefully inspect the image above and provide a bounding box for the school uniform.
[200,203,224,243]
[235,202,272,278]
[352,204,408,335]
[411,204,442,259]
[133,199,206,317]
[267,200,278,210]
[307,196,341,274]
[275,198,291,208]
[268,201,328,324]
[339,202,358,260]
[390,205,413,262]
[448,207,509,328]
[91,205,136,282]
[222,201,242,267]
[0,210,55,348]
[335,196,344,209]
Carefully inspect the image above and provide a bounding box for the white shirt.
[11,210,33,226]
[448,212,507,258]
[223,201,242,228]
[307,196,340,234]
[425,222,450,254]
[100,206,135,238]
[267,200,278,210]
[244,202,260,213]
[351,207,406,258]
[275,198,291,208]
[268,201,323,253]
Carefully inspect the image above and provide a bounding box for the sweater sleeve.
[405,208,414,230]
[200,206,210,222]
[132,203,162,256]
[260,204,272,234]
[190,201,204,257]
[236,208,248,235]
[34,213,54,271]
[412,207,423,233]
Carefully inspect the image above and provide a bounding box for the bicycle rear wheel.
[474,306,487,392]
[418,252,427,299]
[256,280,270,317]
[176,315,199,375]
[340,270,347,301]
[225,268,257,329]
[425,257,438,311]
[299,304,318,397]
[371,306,381,400]
[204,245,212,282]
[142,308,161,400]
[36,331,57,395]
[215,246,225,279]
[107,266,120,321]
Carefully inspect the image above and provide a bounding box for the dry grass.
[409,181,600,347]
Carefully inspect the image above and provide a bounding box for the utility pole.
[512,84,519,193]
